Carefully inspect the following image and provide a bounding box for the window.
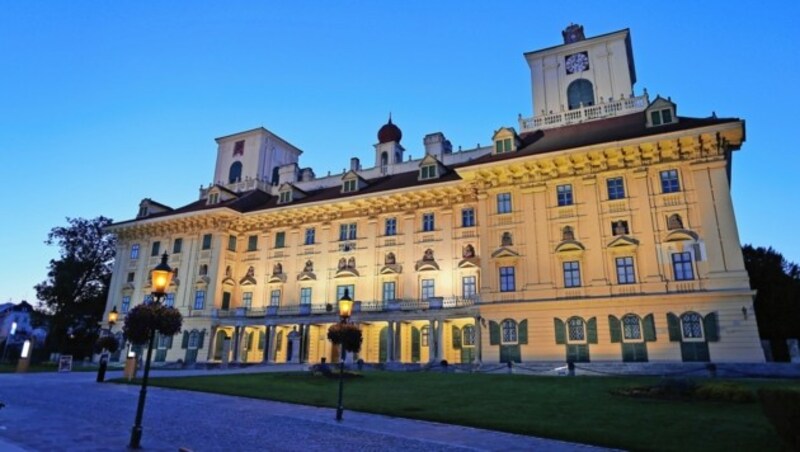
[567,79,594,110]
[385,218,397,236]
[274,231,285,248]
[501,319,517,344]
[228,161,243,184]
[165,293,175,308]
[342,179,357,193]
[563,261,581,288]
[421,326,430,347]
[336,285,354,302]
[198,264,208,276]
[127,272,135,283]
[462,208,475,227]
[495,138,512,154]
[660,169,680,193]
[299,288,312,305]
[499,267,516,292]
[339,223,357,241]
[143,295,153,304]
[462,276,477,298]
[193,290,206,310]
[121,296,131,313]
[651,109,674,126]
[208,192,219,205]
[269,290,281,306]
[420,165,437,180]
[463,325,476,346]
[382,282,396,302]
[681,312,703,339]
[130,244,140,260]
[202,234,212,250]
[304,228,315,245]
[247,235,258,251]
[672,252,694,281]
[172,238,183,254]
[497,193,512,214]
[242,292,253,309]
[188,331,200,349]
[233,140,245,155]
[612,220,629,236]
[622,315,642,340]
[607,177,625,200]
[151,241,161,257]
[557,184,573,206]
[227,235,237,252]
[422,213,435,232]
[278,190,292,204]
[421,279,435,300]
[616,257,636,284]
[567,317,586,341]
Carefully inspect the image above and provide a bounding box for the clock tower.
[524,24,637,117]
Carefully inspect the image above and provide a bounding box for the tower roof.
[378,115,402,144]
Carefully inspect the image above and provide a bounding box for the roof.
[460,113,741,168]
[111,112,741,228]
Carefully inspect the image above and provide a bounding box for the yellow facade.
[104,25,763,367]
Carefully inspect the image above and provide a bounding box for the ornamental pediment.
[664,229,698,242]
[380,264,402,275]
[239,276,257,286]
[458,257,481,268]
[607,235,639,255]
[221,277,236,287]
[335,268,359,278]
[415,261,440,272]
[268,274,287,284]
[194,276,209,287]
[297,272,317,281]
[491,247,519,259]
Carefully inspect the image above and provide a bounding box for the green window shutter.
[258,332,265,350]
[566,344,578,363]
[198,330,205,349]
[667,313,681,342]
[578,344,590,362]
[608,315,622,343]
[167,335,174,349]
[587,317,598,344]
[511,344,521,363]
[452,325,462,349]
[554,318,566,345]
[704,312,720,342]
[411,327,420,362]
[518,319,528,345]
[489,321,500,345]
[181,331,189,349]
[643,314,657,342]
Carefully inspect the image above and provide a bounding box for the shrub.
[695,382,755,403]
[94,336,119,354]
[759,388,800,450]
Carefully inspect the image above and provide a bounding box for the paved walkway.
[0,367,609,451]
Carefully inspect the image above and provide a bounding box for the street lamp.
[335,289,352,421]
[108,306,118,331]
[129,252,172,449]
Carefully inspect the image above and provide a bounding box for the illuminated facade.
[105,25,764,366]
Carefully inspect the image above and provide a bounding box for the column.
[474,316,482,364]
[206,326,218,361]
[394,322,402,363]
[267,326,277,363]
[232,326,241,363]
[300,324,310,363]
[428,319,436,363]
[387,321,395,362]
[435,320,445,362]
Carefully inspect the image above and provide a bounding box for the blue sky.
[1,1,798,303]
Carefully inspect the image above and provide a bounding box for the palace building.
[104,25,764,366]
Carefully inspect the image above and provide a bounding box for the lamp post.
[129,252,173,449]
[335,289,353,421]
[2,321,17,363]
[96,306,119,383]
[108,306,118,332]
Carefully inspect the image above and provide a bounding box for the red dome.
[378,116,402,144]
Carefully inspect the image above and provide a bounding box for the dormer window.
[420,164,437,180]
[343,179,357,193]
[208,192,219,205]
[279,190,292,204]
[495,138,512,154]
[650,109,674,126]
[492,127,519,155]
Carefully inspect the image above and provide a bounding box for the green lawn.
[117,371,798,451]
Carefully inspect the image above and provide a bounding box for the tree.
[742,245,800,342]
[35,216,116,359]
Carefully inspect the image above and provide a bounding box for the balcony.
[519,94,649,132]
[263,296,480,318]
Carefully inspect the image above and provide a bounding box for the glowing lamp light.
[10,321,17,336]
[338,289,353,321]
[108,306,119,327]
[128,349,136,358]
[150,252,173,296]
[20,340,31,359]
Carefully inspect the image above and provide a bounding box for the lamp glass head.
[151,252,173,295]
[338,289,353,319]
[108,306,119,326]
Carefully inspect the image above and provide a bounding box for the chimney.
[350,157,360,171]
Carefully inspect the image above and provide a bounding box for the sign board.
[58,355,73,372]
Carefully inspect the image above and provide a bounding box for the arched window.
[567,79,595,110]
[562,226,575,241]
[501,319,517,344]
[421,326,430,347]
[188,330,200,349]
[228,161,243,184]
[271,167,280,186]
[622,315,642,340]
[681,312,704,339]
[381,152,388,173]
[567,317,586,342]
[463,325,476,346]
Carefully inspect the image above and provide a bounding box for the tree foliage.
[35,216,116,357]
[743,244,800,340]
[122,303,183,345]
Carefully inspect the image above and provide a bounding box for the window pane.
[300,288,311,305]
[616,256,636,284]
[462,208,475,227]
[623,315,641,340]
[130,244,140,259]
[557,184,573,206]
[423,213,435,232]
[270,290,281,305]
[500,266,515,292]
[502,320,517,343]
[651,110,662,126]
[202,234,212,250]
[672,252,694,281]
[681,313,703,338]
[421,279,435,299]
[660,170,680,193]
[661,109,672,124]
[382,282,396,302]
[172,238,183,254]
[607,177,625,200]
[385,218,396,236]
[305,228,315,245]
[568,318,585,341]
[497,193,512,214]
[194,291,205,310]
[242,292,253,309]
[563,261,581,288]
[151,241,161,257]
[462,276,477,298]
[275,232,285,248]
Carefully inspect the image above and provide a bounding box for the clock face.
[565,52,589,74]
